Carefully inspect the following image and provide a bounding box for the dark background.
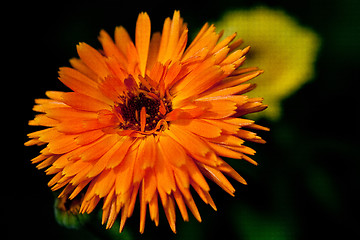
[19,0,359,239]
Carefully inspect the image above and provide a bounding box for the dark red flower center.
[114,91,172,132]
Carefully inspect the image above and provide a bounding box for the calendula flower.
[216,6,321,120]
[25,11,268,233]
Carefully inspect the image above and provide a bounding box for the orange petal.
[61,92,111,112]
[93,169,116,198]
[46,107,98,122]
[222,117,254,127]
[87,139,124,177]
[69,178,92,199]
[143,168,157,203]
[208,141,258,165]
[173,189,189,221]
[178,66,224,101]
[102,192,117,227]
[98,30,127,67]
[174,172,192,201]
[184,156,210,192]
[79,134,119,161]
[127,183,140,217]
[164,60,182,89]
[36,155,57,170]
[62,159,89,177]
[190,151,218,167]
[30,154,48,164]
[114,26,133,56]
[69,165,93,186]
[229,38,244,51]
[220,49,246,66]
[195,95,248,107]
[24,138,43,147]
[202,119,240,134]
[56,117,113,134]
[246,123,270,132]
[216,159,247,185]
[76,42,109,79]
[137,135,156,169]
[46,134,78,154]
[29,128,60,143]
[114,149,136,195]
[225,145,256,155]
[135,12,151,77]
[165,125,210,157]
[157,17,171,63]
[208,134,244,147]
[191,180,217,211]
[148,193,159,226]
[200,83,254,99]
[162,10,182,62]
[162,195,177,233]
[119,198,130,232]
[69,57,98,81]
[81,195,100,214]
[147,32,161,71]
[98,75,126,102]
[132,149,146,184]
[154,146,176,194]
[195,100,237,119]
[172,27,188,64]
[198,163,235,196]
[158,134,187,167]
[183,23,218,61]
[236,129,263,141]
[139,180,147,233]
[58,67,111,104]
[212,46,231,65]
[29,114,59,127]
[212,32,237,53]
[183,194,202,222]
[172,57,218,97]
[174,161,190,185]
[106,137,136,169]
[172,119,222,138]
[165,106,205,121]
[218,70,263,89]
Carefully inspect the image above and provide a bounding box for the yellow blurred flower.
[216,6,321,120]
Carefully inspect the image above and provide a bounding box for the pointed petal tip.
[173,10,181,18]
[139,11,149,17]
[76,42,87,49]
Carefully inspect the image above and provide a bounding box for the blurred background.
[20,0,359,239]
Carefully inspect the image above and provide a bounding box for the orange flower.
[25,11,268,233]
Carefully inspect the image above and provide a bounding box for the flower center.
[114,91,172,132]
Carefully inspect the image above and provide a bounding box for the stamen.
[147,92,160,100]
[140,107,146,132]
[114,85,172,133]
[159,100,166,115]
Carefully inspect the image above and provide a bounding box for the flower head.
[25,11,268,233]
[216,6,321,120]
